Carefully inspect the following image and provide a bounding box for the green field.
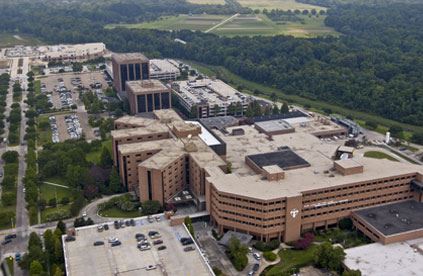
[107,14,337,38]
[98,207,141,218]
[364,151,399,162]
[185,61,423,138]
[86,139,112,165]
[237,0,326,11]
[41,205,71,223]
[39,183,74,202]
[264,245,317,275]
[0,33,42,48]
[37,114,52,146]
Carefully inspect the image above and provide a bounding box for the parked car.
[97,225,104,232]
[65,236,76,242]
[130,219,135,226]
[111,241,122,247]
[5,234,17,240]
[253,253,261,260]
[103,224,109,231]
[93,241,104,246]
[184,246,195,252]
[15,253,21,262]
[147,216,154,223]
[157,245,166,251]
[1,239,12,245]
[153,240,163,245]
[108,237,119,243]
[180,237,194,246]
[125,220,131,227]
[252,263,259,272]
[114,221,120,229]
[146,265,156,271]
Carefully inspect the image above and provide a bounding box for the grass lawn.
[0,206,16,230]
[6,256,14,275]
[315,228,371,249]
[98,207,141,218]
[34,80,41,95]
[44,176,69,186]
[364,151,399,162]
[265,245,317,275]
[107,13,337,38]
[214,14,337,38]
[185,61,423,139]
[39,182,74,202]
[236,0,326,11]
[41,205,71,223]
[37,114,52,146]
[86,139,112,165]
[0,33,42,48]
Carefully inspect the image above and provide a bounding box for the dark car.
[148,231,159,237]
[1,239,12,245]
[184,246,195,252]
[153,240,163,245]
[180,238,194,246]
[130,219,135,226]
[114,221,120,229]
[157,245,167,251]
[125,220,131,227]
[135,233,145,239]
[5,234,17,240]
[103,224,109,231]
[93,241,105,246]
[15,253,21,262]
[111,241,122,247]
[65,236,76,242]
[252,263,259,272]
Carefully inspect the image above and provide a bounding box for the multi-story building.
[111,53,150,96]
[112,109,423,244]
[149,59,181,80]
[172,78,253,118]
[126,79,172,114]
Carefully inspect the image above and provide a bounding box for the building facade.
[112,109,423,244]
[111,53,150,96]
[126,80,172,115]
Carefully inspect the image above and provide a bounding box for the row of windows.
[217,206,285,222]
[353,217,380,239]
[217,192,286,206]
[124,134,165,143]
[302,192,413,218]
[303,182,410,206]
[212,192,286,213]
[304,175,416,197]
[218,213,284,229]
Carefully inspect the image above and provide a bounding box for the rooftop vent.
[367,213,376,219]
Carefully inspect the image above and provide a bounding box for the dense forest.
[0,0,422,127]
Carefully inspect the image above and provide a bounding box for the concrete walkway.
[205,13,239,33]
[42,181,70,189]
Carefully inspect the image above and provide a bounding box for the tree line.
[0,2,421,129]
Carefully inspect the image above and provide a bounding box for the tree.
[54,237,64,263]
[142,200,161,215]
[48,198,57,207]
[56,220,66,235]
[389,126,403,138]
[53,266,63,276]
[272,104,279,115]
[99,146,112,168]
[342,269,362,276]
[280,102,289,114]
[28,232,43,251]
[314,242,346,272]
[270,92,278,102]
[29,260,44,276]
[109,167,121,193]
[2,150,19,163]
[226,237,248,271]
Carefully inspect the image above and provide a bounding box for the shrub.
[2,151,19,163]
[339,218,353,230]
[60,197,70,205]
[253,239,280,252]
[44,209,71,222]
[294,232,314,250]
[48,198,57,207]
[263,251,277,262]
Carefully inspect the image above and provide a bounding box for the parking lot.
[63,216,213,276]
[39,71,110,109]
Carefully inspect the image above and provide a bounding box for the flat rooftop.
[247,147,310,170]
[186,121,221,146]
[206,125,423,199]
[112,52,149,63]
[150,59,180,74]
[255,119,294,133]
[126,79,168,94]
[354,200,423,236]
[173,78,251,107]
[344,238,423,276]
[63,216,212,276]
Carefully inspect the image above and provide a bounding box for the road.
[204,13,239,33]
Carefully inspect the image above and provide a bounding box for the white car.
[108,237,119,243]
[82,211,87,217]
[253,253,261,260]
